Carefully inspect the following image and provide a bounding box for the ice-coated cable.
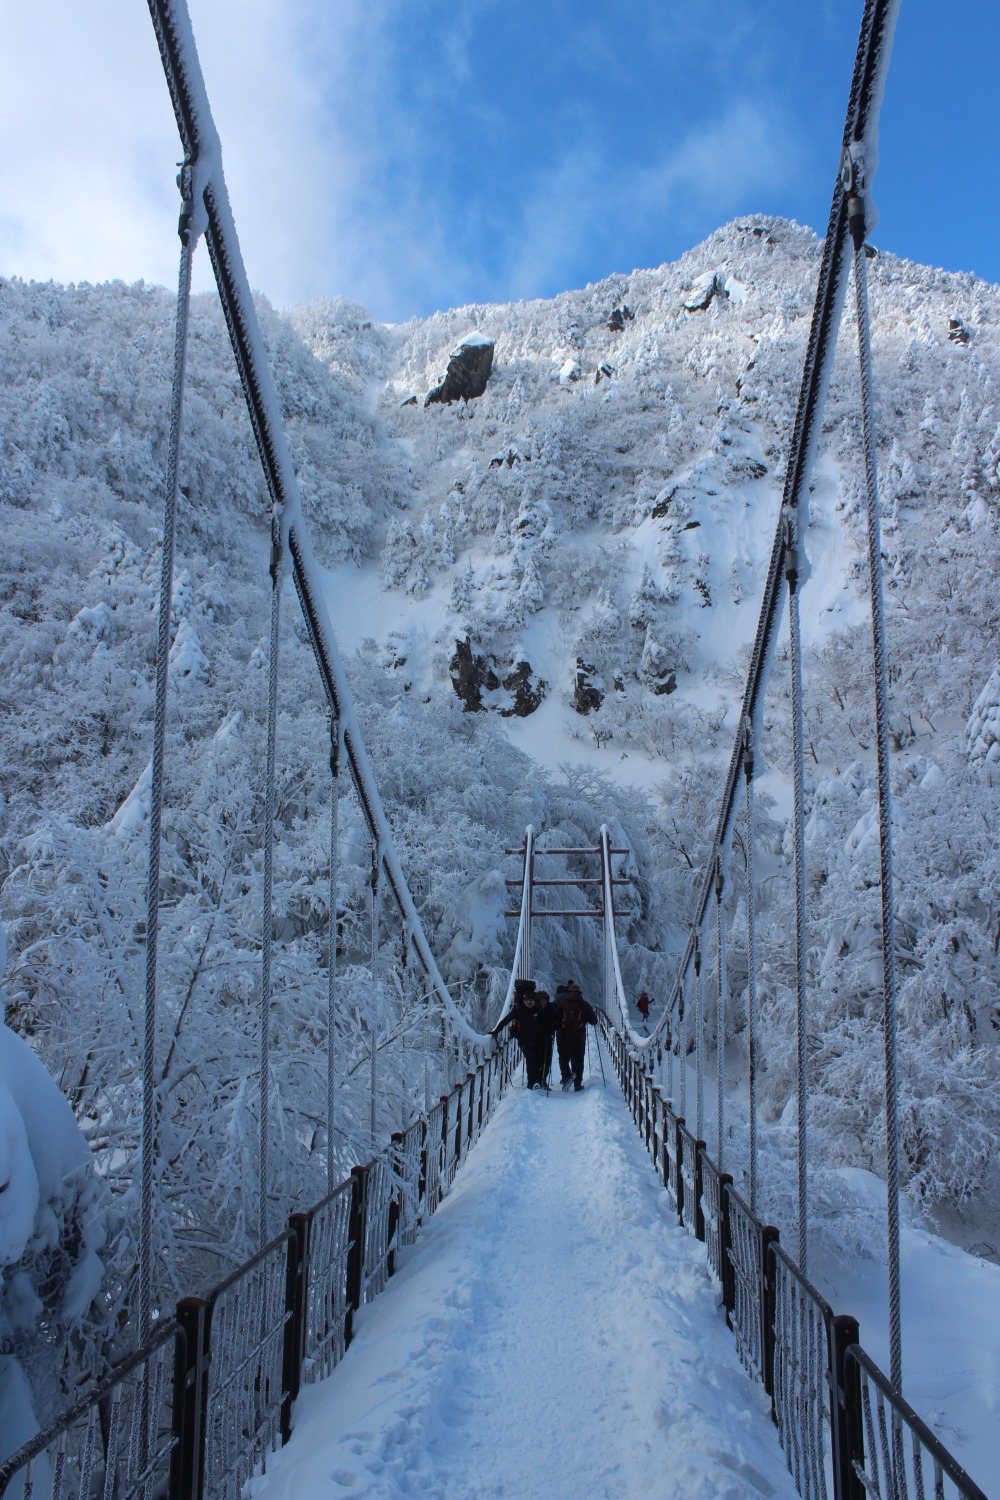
[259,538,281,1248]
[679,971,687,1120]
[370,844,382,1150]
[852,226,902,1393]
[695,938,704,1143]
[786,535,810,1276]
[140,206,195,1349]
[327,718,340,1195]
[744,725,760,1215]
[715,867,727,1171]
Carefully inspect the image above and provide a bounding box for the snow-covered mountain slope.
[295,216,999,794]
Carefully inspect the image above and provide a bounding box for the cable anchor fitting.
[782,511,799,593]
[694,937,701,977]
[176,160,198,246]
[742,715,755,780]
[715,857,724,902]
[840,141,868,249]
[269,539,282,583]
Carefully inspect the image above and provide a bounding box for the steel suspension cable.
[849,188,903,1392]
[786,530,811,1275]
[258,541,281,1248]
[743,721,760,1216]
[327,719,340,1195]
[695,938,704,1143]
[679,971,687,1121]
[139,185,196,1349]
[715,862,726,1172]
[370,845,381,1150]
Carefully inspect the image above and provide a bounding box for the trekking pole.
[593,1025,607,1088]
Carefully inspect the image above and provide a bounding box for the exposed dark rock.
[400,394,417,407]
[595,362,616,384]
[737,224,775,245]
[682,520,701,530]
[449,637,497,712]
[651,488,677,520]
[500,661,546,718]
[490,448,521,468]
[426,333,495,405]
[574,657,604,715]
[683,272,720,312]
[449,638,545,717]
[949,317,970,345]
[607,305,634,332]
[652,671,677,696]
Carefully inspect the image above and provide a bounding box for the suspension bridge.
[0,0,994,1496]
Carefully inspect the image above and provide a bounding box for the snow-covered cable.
[715,862,726,1172]
[327,720,340,1195]
[144,0,498,1054]
[259,543,281,1248]
[852,212,903,1393]
[643,0,901,1060]
[139,203,196,1349]
[370,844,381,1151]
[695,937,704,1143]
[679,970,687,1122]
[786,529,810,1277]
[744,723,759,1216]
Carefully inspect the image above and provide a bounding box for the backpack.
[561,996,586,1036]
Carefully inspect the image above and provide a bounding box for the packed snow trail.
[249,1064,801,1500]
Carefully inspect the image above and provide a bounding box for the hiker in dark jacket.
[492,979,556,1090]
[555,979,598,1091]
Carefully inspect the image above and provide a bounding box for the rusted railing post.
[345,1164,369,1346]
[171,1296,211,1500]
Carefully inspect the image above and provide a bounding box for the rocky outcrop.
[449,638,546,716]
[426,333,495,405]
[574,657,604,714]
[607,305,634,332]
[502,660,546,717]
[450,636,495,711]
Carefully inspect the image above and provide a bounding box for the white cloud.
[505,99,803,298]
[0,4,810,319]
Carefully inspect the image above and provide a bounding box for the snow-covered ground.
[249,1059,803,1500]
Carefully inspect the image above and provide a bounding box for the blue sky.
[1,1,996,322]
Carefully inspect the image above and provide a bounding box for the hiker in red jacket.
[637,990,651,1025]
[553,979,598,1091]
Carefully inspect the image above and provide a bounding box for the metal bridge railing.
[846,1346,988,1500]
[770,1243,837,1500]
[0,1035,519,1500]
[603,1016,988,1500]
[0,1320,181,1500]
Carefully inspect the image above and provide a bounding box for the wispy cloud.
[504,99,803,299]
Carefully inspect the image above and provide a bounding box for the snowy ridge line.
[601,1021,990,1500]
[144,0,495,1047]
[0,1037,522,1500]
[650,0,900,1052]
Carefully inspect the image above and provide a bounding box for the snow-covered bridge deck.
[249,1070,799,1500]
